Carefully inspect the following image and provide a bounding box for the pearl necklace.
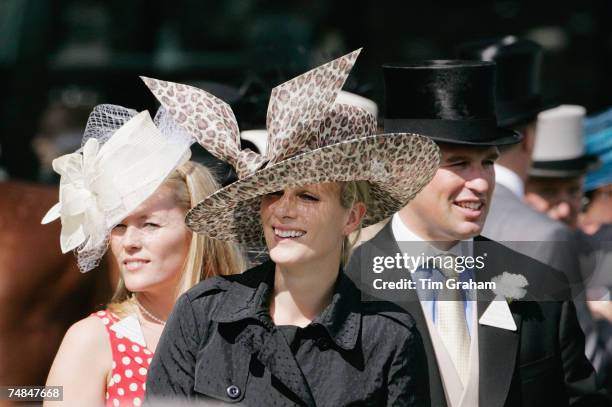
[133,296,166,326]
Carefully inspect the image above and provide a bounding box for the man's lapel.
[371,222,449,407]
[475,236,522,407]
[400,295,448,407]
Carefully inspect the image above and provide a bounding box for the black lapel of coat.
[402,292,448,407]
[370,223,448,407]
[475,236,522,407]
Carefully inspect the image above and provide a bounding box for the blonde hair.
[339,181,371,266]
[108,161,245,316]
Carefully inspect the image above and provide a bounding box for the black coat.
[145,261,431,406]
[347,222,610,407]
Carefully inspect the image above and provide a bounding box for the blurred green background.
[1,0,611,181]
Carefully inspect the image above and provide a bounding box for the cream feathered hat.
[142,49,440,247]
[41,105,194,272]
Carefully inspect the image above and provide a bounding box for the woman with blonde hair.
[142,50,440,406]
[42,106,244,407]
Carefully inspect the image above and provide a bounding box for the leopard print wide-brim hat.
[142,49,440,246]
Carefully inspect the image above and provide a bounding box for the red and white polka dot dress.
[93,310,153,407]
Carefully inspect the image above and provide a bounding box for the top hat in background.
[383,60,521,146]
[530,105,599,177]
[456,36,556,128]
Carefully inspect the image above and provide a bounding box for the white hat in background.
[239,91,378,157]
[530,105,598,177]
[336,90,378,118]
[240,129,268,155]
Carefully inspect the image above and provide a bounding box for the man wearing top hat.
[525,105,599,229]
[347,59,607,406]
[457,36,612,385]
[524,105,611,241]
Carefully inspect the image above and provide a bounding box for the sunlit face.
[260,183,364,268]
[110,185,192,294]
[402,144,499,241]
[525,176,583,229]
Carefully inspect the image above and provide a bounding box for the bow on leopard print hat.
[141,49,440,246]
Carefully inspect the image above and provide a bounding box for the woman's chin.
[269,248,310,268]
[123,278,160,294]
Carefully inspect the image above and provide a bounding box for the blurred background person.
[43,106,244,406]
[32,87,100,184]
[525,104,612,390]
[580,111,612,327]
[582,108,612,235]
[525,105,598,229]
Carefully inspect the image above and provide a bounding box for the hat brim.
[497,99,558,128]
[384,119,522,146]
[529,154,600,177]
[186,133,440,246]
[425,129,522,146]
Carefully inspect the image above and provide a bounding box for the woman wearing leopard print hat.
[142,49,440,406]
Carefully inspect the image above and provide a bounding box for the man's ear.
[521,122,537,155]
[344,202,367,235]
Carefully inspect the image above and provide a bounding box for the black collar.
[211,261,362,350]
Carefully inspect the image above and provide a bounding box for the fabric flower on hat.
[42,137,113,253]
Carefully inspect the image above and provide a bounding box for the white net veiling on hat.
[46,104,194,272]
[81,104,139,148]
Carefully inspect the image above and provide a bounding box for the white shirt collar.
[391,213,472,257]
[494,164,524,198]
[109,314,147,347]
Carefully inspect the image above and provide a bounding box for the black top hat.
[456,36,556,128]
[383,60,521,146]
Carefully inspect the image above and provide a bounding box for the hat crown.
[382,60,521,146]
[383,60,497,121]
[533,105,586,161]
[457,36,549,127]
[457,36,542,102]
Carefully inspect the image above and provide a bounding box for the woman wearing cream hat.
[42,105,244,406]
